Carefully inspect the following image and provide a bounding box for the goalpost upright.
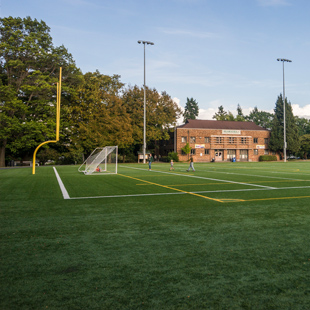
[32,67,62,175]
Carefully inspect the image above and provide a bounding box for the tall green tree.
[122,86,181,150]
[269,94,300,157]
[0,16,81,166]
[294,116,310,136]
[236,104,245,121]
[212,105,228,120]
[212,105,235,121]
[245,106,274,129]
[183,97,199,123]
[299,134,310,159]
[69,71,133,156]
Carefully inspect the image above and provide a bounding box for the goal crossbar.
[78,146,118,175]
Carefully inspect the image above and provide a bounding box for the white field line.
[53,167,70,199]
[53,166,310,201]
[199,169,308,182]
[68,185,310,200]
[120,166,277,189]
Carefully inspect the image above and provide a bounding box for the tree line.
[1,17,309,166]
[0,17,181,166]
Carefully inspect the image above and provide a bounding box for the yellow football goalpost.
[32,67,62,174]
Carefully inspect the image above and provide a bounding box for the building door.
[215,150,223,161]
[227,149,236,161]
[240,149,248,161]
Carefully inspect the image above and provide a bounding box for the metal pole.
[138,40,154,164]
[277,58,292,163]
[143,43,146,164]
[282,61,286,163]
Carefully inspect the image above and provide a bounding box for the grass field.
[1,161,310,309]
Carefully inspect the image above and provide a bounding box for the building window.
[264,138,269,144]
[181,149,186,155]
[190,136,196,143]
[205,149,210,155]
[229,137,235,144]
[254,149,258,155]
[241,137,247,144]
[204,137,210,143]
[253,138,258,143]
[216,137,223,143]
[264,149,269,155]
[181,136,187,143]
[190,149,196,155]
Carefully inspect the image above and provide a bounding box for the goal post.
[78,146,118,175]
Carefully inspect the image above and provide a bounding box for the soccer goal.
[78,146,118,175]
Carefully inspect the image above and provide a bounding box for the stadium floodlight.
[138,40,154,164]
[78,146,118,175]
[277,58,292,163]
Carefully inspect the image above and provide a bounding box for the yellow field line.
[244,196,310,202]
[118,173,223,203]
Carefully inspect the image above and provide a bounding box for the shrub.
[167,152,179,162]
[259,155,277,162]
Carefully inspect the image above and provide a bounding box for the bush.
[259,155,277,162]
[167,152,179,162]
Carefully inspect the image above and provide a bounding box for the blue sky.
[2,0,310,120]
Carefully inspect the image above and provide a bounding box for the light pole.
[138,40,154,164]
[277,58,292,162]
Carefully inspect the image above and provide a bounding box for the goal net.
[78,146,118,175]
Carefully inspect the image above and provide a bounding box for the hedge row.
[259,155,278,162]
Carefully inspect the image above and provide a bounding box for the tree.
[212,105,228,120]
[236,104,245,121]
[122,86,182,152]
[245,106,274,129]
[212,105,235,121]
[183,97,199,123]
[299,134,310,159]
[181,142,191,160]
[269,94,300,157]
[69,71,133,156]
[294,116,310,136]
[0,16,81,166]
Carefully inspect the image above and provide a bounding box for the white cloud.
[292,104,310,119]
[198,108,217,120]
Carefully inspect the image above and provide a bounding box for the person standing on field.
[148,153,153,171]
[170,159,175,171]
[187,156,195,172]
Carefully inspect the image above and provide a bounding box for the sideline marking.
[53,167,70,199]
[118,173,224,203]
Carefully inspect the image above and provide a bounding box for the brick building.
[162,119,278,162]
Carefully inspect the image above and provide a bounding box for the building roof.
[177,119,268,131]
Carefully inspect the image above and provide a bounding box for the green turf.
[1,162,310,309]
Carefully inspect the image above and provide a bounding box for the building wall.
[176,128,279,162]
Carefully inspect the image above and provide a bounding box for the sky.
[1,0,310,121]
